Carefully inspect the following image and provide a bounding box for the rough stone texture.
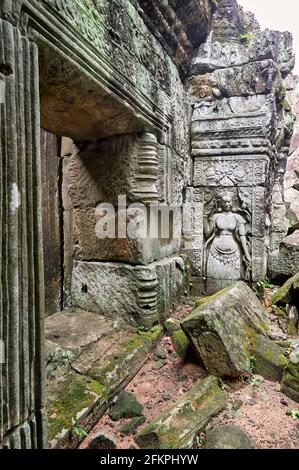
[120,416,146,435]
[271,272,299,306]
[269,231,299,278]
[41,130,62,316]
[164,318,181,335]
[284,94,299,231]
[281,362,299,404]
[64,133,184,266]
[87,430,116,450]
[171,329,191,361]
[181,282,269,378]
[185,0,295,291]
[0,18,46,449]
[45,310,119,353]
[250,334,287,382]
[135,376,227,449]
[46,319,162,448]
[45,340,75,380]
[108,391,143,421]
[71,257,185,328]
[205,424,255,449]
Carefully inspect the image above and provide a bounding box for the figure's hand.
[245,253,251,264]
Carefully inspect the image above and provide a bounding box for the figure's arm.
[238,220,250,262]
[204,214,215,239]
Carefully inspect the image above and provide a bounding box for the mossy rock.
[135,376,227,449]
[281,362,299,403]
[205,425,255,449]
[120,416,146,435]
[47,372,105,442]
[90,325,163,395]
[109,391,143,421]
[154,346,167,360]
[181,282,269,378]
[271,272,299,305]
[171,329,190,360]
[250,334,288,382]
[164,318,181,335]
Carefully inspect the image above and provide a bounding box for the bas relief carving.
[203,192,251,291]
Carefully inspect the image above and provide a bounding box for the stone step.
[45,310,162,448]
[134,375,227,449]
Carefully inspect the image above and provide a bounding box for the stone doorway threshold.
[45,310,162,448]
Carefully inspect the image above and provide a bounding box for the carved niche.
[190,95,274,292]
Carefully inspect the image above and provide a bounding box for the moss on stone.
[271,273,299,305]
[249,334,287,382]
[281,362,299,403]
[135,376,227,449]
[109,391,143,421]
[47,326,163,444]
[120,416,146,435]
[47,372,104,442]
[90,326,163,395]
[164,318,181,335]
[171,329,190,360]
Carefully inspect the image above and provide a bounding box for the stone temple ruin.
[0,0,299,449]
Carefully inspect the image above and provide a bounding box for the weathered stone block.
[171,330,191,361]
[281,362,299,404]
[108,391,143,421]
[271,272,299,305]
[181,282,269,378]
[135,376,227,449]
[72,257,185,328]
[250,335,287,382]
[270,232,299,278]
[205,425,255,449]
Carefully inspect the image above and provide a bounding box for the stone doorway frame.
[0,1,172,448]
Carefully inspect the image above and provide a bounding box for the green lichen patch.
[249,334,288,382]
[271,272,299,305]
[135,376,227,449]
[109,391,143,421]
[46,372,105,442]
[120,417,146,435]
[281,362,299,403]
[89,325,163,397]
[171,329,191,360]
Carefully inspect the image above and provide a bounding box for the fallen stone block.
[250,335,287,382]
[171,329,191,361]
[271,272,299,306]
[134,376,227,449]
[164,318,181,334]
[108,391,143,421]
[205,424,255,449]
[88,430,116,449]
[270,231,299,278]
[120,417,146,435]
[181,282,269,378]
[89,325,163,396]
[47,325,162,448]
[281,349,299,404]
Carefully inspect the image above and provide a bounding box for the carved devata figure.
[203,192,251,291]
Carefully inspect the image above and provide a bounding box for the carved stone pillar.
[190,100,273,293]
[0,19,46,448]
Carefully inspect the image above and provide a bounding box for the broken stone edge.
[47,325,163,449]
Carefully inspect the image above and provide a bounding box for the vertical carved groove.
[0,19,46,449]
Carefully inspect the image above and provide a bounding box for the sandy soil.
[205,378,299,449]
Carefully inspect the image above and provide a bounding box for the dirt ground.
[204,378,299,449]
[81,298,299,450]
